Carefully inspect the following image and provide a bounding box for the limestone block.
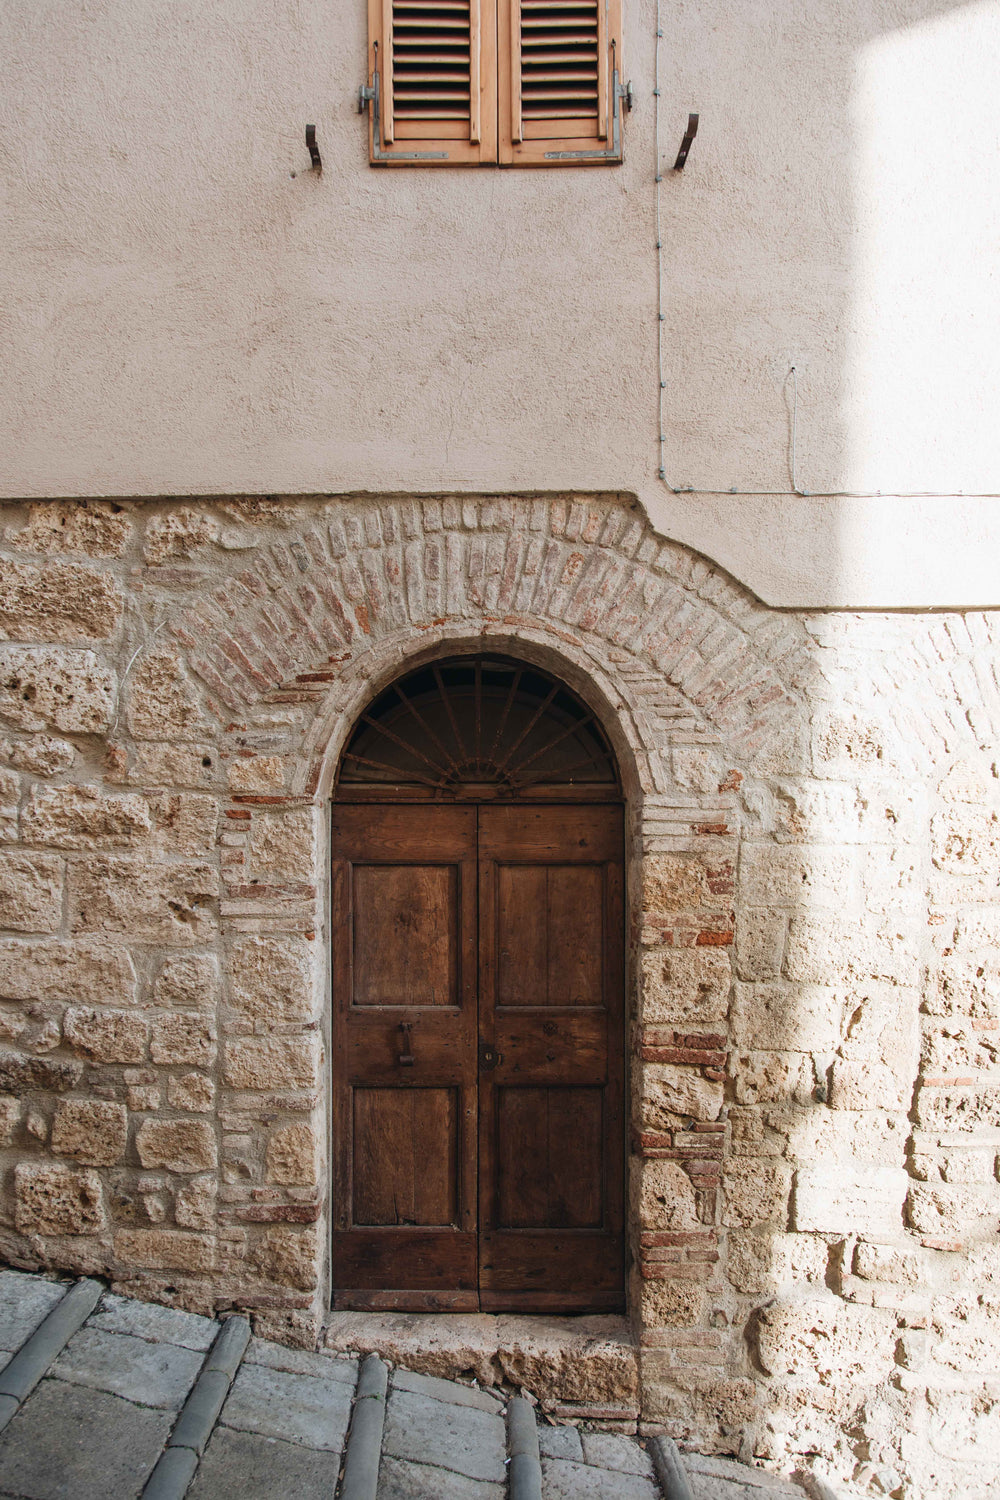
[0,1049,82,1092]
[68,856,218,943]
[219,497,298,526]
[22,784,151,849]
[733,912,786,980]
[938,760,1000,805]
[640,947,730,1027]
[150,1015,217,1067]
[154,954,220,1010]
[731,983,843,1053]
[0,1094,20,1144]
[726,1231,829,1295]
[923,1025,1000,1076]
[940,1148,996,1183]
[128,743,219,788]
[932,808,1000,879]
[14,500,132,557]
[638,1160,699,1231]
[249,811,316,881]
[829,1060,909,1111]
[136,1119,217,1174]
[729,1107,787,1157]
[862,847,920,913]
[914,1085,1000,1132]
[114,1228,216,1271]
[167,1074,215,1112]
[14,1162,104,1235]
[266,1124,319,1186]
[174,1174,217,1230]
[671,746,725,794]
[641,1279,705,1327]
[642,1064,723,1126]
[784,916,919,987]
[791,1110,908,1167]
[143,507,219,564]
[0,852,63,933]
[0,648,114,732]
[0,558,122,642]
[0,938,136,1006]
[928,1311,1000,1375]
[812,712,890,778]
[793,1165,907,1237]
[0,767,18,841]
[643,856,715,913]
[227,756,285,792]
[51,1099,128,1166]
[64,1007,148,1064]
[125,649,210,740]
[228,936,315,1026]
[148,793,218,856]
[907,1183,995,1237]
[772,780,862,844]
[731,1051,814,1106]
[838,983,919,1058]
[254,1226,318,1291]
[7,737,76,776]
[754,1297,895,1380]
[853,1241,922,1284]
[223,1036,320,1092]
[721,1159,791,1228]
[740,845,855,910]
[927,1390,1000,1466]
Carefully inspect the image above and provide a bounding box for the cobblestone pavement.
[0,1271,823,1499]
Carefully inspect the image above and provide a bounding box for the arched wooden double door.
[330,657,625,1313]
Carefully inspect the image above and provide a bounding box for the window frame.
[364,0,625,166]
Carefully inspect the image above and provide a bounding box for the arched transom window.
[337,654,619,800]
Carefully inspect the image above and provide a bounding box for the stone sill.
[322,1310,639,1418]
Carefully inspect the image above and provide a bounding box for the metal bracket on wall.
[673,112,698,170]
[292,124,322,177]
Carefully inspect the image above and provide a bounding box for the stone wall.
[0,494,997,1497]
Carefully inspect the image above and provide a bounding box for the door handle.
[397,1021,415,1066]
[479,1041,502,1071]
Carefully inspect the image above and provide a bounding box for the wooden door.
[478,805,624,1311]
[331,802,624,1312]
[330,805,479,1309]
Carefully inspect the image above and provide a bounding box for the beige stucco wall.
[3,0,999,606]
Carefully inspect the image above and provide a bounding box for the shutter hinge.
[544,66,630,162]
[359,67,450,162]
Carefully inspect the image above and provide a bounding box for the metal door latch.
[479,1041,502,1071]
[397,1021,415,1066]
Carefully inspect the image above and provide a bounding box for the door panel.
[497,864,603,1006]
[331,800,624,1313]
[478,804,625,1313]
[352,1087,459,1226]
[353,864,458,1006]
[331,806,478,1303]
[497,1087,604,1228]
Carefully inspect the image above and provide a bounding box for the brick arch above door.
[163,494,813,792]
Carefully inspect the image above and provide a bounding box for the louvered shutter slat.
[380,0,484,143]
[519,0,599,124]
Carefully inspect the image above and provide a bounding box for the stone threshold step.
[323,1311,639,1418]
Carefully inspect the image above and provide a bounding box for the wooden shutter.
[367,0,497,163]
[498,0,622,164]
